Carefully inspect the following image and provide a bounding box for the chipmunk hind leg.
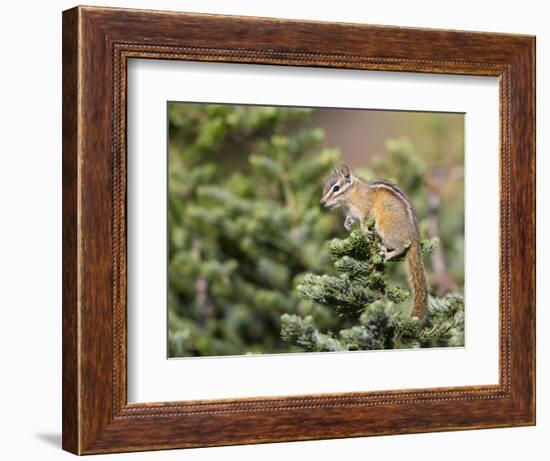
[383,242,410,261]
[373,208,414,260]
[376,224,411,261]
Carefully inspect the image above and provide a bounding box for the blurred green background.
[167,102,464,357]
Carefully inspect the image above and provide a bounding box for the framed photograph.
[62,5,535,455]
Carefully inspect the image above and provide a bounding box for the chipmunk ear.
[340,164,352,181]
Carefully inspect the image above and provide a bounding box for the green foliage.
[281,225,464,351]
[168,103,341,357]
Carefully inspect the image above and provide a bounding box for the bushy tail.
[405,241,429,320]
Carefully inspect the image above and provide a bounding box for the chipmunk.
[320,165,428,320]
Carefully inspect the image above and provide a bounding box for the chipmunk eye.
[333,185,340,192]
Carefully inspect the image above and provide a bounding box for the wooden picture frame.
[62,5,535,455]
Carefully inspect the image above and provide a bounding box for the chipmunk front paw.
[344,215,355,231]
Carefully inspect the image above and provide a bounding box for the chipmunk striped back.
[368,179,419,235]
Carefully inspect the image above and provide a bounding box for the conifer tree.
[281,224,464,351]
[168,103,341,357]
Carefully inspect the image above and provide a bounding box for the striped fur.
[368,179,417,227]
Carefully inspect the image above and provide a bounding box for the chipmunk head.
[320,165,354,209]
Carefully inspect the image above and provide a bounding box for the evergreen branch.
[334,256,371,277]
[296,273,375,318]
[328,228,376,260]
[249,154,284,178]
[280,314,345,352]
[282,223,464,351]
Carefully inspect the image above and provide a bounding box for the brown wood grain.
[62,6,79,455]
[62,5,536,455]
